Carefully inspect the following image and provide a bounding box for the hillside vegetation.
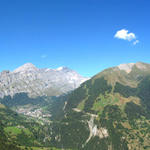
[50,62,150,150]
[1,62,150,150]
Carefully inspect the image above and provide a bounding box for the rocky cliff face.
[0,63,89,98]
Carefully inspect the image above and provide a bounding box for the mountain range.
[0,63,89,98]
[1,62,150,150]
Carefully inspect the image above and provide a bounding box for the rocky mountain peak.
[13,63,38,73]
[117,62,150,73]
[0,70,10,75]
[117,63,135,73]
[0,63,89,98]
[135,62,147,70]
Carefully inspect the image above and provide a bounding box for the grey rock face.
[0,63,89,98]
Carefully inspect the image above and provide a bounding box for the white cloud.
[41,54,47,58]
[114,29,136,41]
[133,40,139,45]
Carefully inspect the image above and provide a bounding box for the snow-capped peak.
[56,67,64,71]
[56,66,71,71]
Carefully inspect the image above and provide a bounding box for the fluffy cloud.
[114,29,136,41]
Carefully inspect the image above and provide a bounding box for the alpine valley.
[1,62,150,150]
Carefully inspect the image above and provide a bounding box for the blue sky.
[0,0,150,76]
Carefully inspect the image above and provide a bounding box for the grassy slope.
[50,63,150,150]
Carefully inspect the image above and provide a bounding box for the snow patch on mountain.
[56,67,65,71]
